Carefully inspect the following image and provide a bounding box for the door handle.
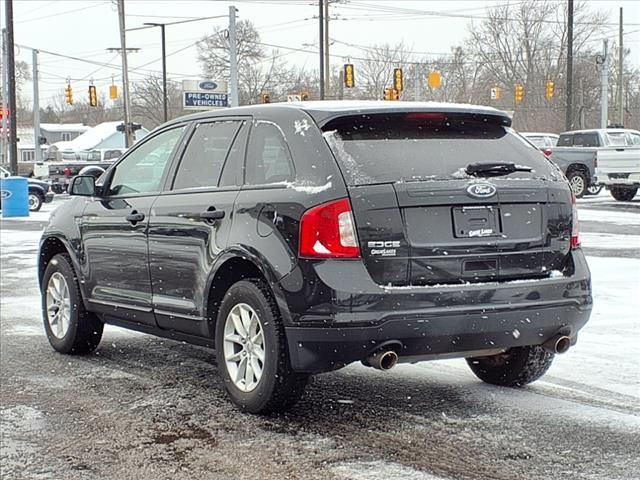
[199,209,225,221]
[126,211,145,224]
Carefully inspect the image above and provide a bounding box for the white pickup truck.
[554,128,640,201]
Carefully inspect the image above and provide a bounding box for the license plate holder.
[453,206,501,238]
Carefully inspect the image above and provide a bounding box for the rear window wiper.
[466,162,533,177]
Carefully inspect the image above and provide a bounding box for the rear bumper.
[283,251,592,373]
[594,172,640,187]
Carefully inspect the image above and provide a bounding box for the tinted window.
[219,121,249,188]
[557,134,573,146]
[323,113,556,185]
[173,121,240,190]
[245,122,294,185]
[572,133,599,147]
[108,126,185,196]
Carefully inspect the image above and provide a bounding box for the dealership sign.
[182,80,228,110]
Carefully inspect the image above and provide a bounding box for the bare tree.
[130,75,184,128]
[354,42,411,99]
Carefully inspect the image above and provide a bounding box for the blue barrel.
[1,176,30,218]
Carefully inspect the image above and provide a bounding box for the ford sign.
[466,183,497,199]
[1,190,11,200]
[199,81,218,90]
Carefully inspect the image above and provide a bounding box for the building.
[47,121,149,161]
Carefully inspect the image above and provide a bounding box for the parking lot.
[1,193,639,480]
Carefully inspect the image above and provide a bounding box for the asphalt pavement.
[1,193,639,480]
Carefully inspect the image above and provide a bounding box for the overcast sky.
[2,0,639,106]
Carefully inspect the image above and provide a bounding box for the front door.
[80,126,187,325]
[148,119,248,336]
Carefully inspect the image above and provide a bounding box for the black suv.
[39,102,592,413]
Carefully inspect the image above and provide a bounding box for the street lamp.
[144,22,167,123]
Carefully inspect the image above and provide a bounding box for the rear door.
[322,112,572,286]
[147,118,248,335]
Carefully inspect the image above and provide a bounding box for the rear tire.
[466,346,554,387]
[566,170,587,198]
[215,279,308,414]
[42,254,103,354]
[609,186,638,202]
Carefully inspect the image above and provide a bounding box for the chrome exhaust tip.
[364,349,399,370]
[543,335,571,354]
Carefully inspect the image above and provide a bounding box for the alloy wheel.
[46,272,71,339]
[223,303,265,392]
[569,175,585,196]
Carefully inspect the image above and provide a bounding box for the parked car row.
[521,128,640,200]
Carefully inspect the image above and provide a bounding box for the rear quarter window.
[322,113,557,185]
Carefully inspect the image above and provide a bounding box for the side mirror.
[69,175,97,196]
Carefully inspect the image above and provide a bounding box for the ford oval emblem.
[199,81,217,90]
[0,190,11,200]
[466,183,497,199]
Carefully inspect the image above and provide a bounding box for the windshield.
[322,113,557,185]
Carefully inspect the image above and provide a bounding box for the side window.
[630,133,640,146]
[172,121,240,190]
[557,134,573,146]
[245,122,295,185]
[219,121,249,188]
[108,126,185,196]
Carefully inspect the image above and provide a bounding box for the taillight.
[543,148,553,158]
[299,198,360,258]
[63,167,72,177]
[571,193,580,249]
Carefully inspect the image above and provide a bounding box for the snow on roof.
[40,123,89,133]
[52,121,124,151]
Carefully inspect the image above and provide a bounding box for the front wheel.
[609,186,638,202]
[28,192,43,212]
[215,279,308,414]
[42,254,104,354]
[586,184,603,196]
[466,346,554,387]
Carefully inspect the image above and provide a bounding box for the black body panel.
[38,101,592,376]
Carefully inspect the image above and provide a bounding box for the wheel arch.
[204,249,292,338]
[38,235,83,295]
[565,163,590,182]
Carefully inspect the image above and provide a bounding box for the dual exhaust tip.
[363,334,571,371]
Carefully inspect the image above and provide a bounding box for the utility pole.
[324,0,330,96]
[565,0,574,131]
[144,23,167,122]
[319,0,325,100]
[32,49,42,163]
[1,29,8,166]
[117,0,134,147]
[599,39,609,128]
[5,0,18,174]
[617,7,624,126]
[229,6,239,108]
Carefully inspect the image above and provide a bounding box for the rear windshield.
[322,113,558,185]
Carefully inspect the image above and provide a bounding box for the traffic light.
[64,85,73,105]
[383,88,399,101]
[545,80,555,100]
[515,83,524,104]
[300,91,309,101]
[344,63,355,88]
[109,84,118,100]
[393,68,403,92]
[88,85,98,107]
[261,93,271,104]
[428,71,441,89]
